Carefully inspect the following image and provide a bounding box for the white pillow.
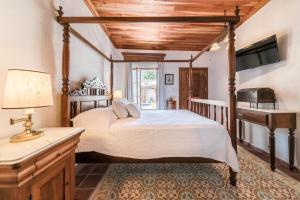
[126,103,141,118]
[119,98,129,105]
[112,99,129,119]
[71,107,117,131]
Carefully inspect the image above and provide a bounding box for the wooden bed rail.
[190,98,229,130]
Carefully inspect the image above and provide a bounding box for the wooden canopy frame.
[57,6,240,185]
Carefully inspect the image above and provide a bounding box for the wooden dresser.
[166,99,176,110]
[0,127,84,200]
[237,107,296,171]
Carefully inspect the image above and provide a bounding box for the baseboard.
[238,140,299,171]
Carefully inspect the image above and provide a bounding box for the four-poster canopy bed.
[56,6,240,185]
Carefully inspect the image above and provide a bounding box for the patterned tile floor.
[75,142,300,200]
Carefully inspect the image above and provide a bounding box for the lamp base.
[10,130,43,143]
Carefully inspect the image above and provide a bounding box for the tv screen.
[236,35,280,72]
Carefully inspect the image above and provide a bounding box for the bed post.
[228,6,240,186]
[188,54,193,110]
[60,7,71,127]
[110,55,114,102]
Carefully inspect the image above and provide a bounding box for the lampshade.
[210,42,221,51]
[2,69,53,109]
[113,90,123,99]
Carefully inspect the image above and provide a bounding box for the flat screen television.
[236,35,280,72]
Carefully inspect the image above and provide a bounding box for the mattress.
[77,110,239,172]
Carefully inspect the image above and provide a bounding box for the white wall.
[0,0,59,139]
[207,0,300,166]
[0,0,119,139]
[57,0,121,91]
[163,51,212,108]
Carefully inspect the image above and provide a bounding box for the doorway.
[179,68,208,109]
[131,68,158,109]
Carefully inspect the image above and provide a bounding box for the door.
[179,68,208,109]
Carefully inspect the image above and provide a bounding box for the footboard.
[190,98,229,130]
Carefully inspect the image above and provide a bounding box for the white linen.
[126,103,141,118]
[77,110,239,172]
[112,99,128,119]
[71,107,117,131]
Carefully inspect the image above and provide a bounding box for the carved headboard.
[69,77,112,121]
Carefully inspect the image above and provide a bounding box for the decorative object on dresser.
[166,98,176,110]
[165,74,174,85]
[2,69,53,143]
[69,78,111,121]
[0,127,84,200]
[237,88,276,109]
[237,107,296,171]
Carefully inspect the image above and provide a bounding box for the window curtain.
[125,62,133,102]
[157,62,165,109]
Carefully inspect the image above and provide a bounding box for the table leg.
[269,129,275,171]
[239,119,243,143]
[288,129,295,170]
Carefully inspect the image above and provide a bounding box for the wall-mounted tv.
[236,35,280,72]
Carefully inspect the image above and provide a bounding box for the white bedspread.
[77,110,239,172]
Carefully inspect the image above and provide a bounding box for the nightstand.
[166,99,176,110]
[0,127,84,200]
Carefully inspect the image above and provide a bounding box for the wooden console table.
[237,107,296,171]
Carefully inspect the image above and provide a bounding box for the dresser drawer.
[34,137,79,176]
[238,110,268,126]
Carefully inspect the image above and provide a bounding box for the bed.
[57,6,240,185]
[73,108,239,173]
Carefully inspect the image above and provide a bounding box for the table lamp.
[2,69,53,143]
[113,90,123,99]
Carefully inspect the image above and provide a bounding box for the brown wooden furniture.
[58,6,240,186]
[122,52,166,62]
[166,99,176,110]
[237,107,296,171]
[179,68,208,110]
[237,88,276,109]
[0,128,84,200]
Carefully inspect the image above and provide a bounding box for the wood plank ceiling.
[84,0,269,51]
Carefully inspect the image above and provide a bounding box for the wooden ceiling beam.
[57,16,240,24]
[112,59,190,63]
[114,45,206,51]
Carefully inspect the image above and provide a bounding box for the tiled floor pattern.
[75,143,300,200]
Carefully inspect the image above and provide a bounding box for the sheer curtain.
[125,62,164,109]
[157,62,165,109]
[125,62,133,102]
